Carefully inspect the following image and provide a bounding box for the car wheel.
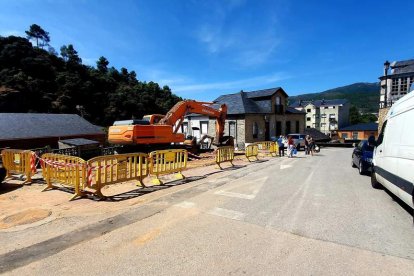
[351,158,356,168]
[371,169,382,189]
[359,161,364,175]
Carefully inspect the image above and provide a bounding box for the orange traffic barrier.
[149,149,187,185]
[1,149,35,184]
[86,153,148,198]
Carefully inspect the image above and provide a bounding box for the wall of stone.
[378,107,390,133]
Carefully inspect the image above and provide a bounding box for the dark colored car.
[352,140,374,175]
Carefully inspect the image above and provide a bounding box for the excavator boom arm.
[158,100,227,143]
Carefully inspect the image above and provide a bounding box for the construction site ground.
[0,151,268,256]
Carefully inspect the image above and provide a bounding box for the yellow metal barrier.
[87,153,148,197]
[41,153,87,200]
[215,146,234,169]
[254,141,278,157]
[149,149,187,185]
[1,149,35,184]
[245,144,259,162]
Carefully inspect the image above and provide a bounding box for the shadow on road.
[91,175,207,202]
[383,188,414,218]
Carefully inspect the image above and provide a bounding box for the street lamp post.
[383,60,390,108]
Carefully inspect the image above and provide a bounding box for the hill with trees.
[289,82,380,113]
[0,24,182,126]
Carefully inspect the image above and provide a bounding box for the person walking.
[304,135,310,155]
[308,135,315,156]
[287,135,295,158]
[277,135,285,157]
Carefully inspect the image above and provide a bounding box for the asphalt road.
[2,148,414,275]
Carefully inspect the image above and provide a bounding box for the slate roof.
[285,107,306,114]
[289,99,348,108]
[391,59,414,74]
[214,87,287,115]
[339,123,378,131]
[303,128,331,142]
[244,87,287,98]
[59,138,100,146]
[0,113,104,141]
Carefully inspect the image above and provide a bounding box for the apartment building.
[290,99,350,136]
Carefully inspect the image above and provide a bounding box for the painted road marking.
[214,176,267,200]
[214,190,255,199]
[207,207,246,221]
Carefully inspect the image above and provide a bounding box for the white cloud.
[194,2,283,67]
[172,72,290,95]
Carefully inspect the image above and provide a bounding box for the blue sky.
[1,0,413,101]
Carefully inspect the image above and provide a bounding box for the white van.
[371,91,414,211]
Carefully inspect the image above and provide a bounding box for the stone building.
[378,59,414,132]
[289,99,350,136]
[206,87,306,149]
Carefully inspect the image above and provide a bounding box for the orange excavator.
[108,100,232,148]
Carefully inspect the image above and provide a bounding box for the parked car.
[351,139,374,175]
[287,133,306,150]
[371,91,414,212]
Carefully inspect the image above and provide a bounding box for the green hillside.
[289,82,380,113]
[0,25,182,126]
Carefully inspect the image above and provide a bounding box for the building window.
[307,117,311,121]
[324,107,328,109]
[286,121,291,134]
[182,122,188,135]
[307,109,311,112]
[410,77,414,87]
[253,122,258,139]
[333,106,336,109]
[276,121,282,136]
[229,121,236,138]
[296,121,300,132]
[391,78,399,94]
[321,114,326,118]
[321,123,326,127]
[306,126,310,129]
[275,96,281,105]
[329,114,335,118]
[342,133,348,139]
[352,131,358,139]
[401,78,408,93]
[313,123,319,127]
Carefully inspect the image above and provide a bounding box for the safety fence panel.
[245,144,259,162]
[87,153,149,197]
[40,153,87,200]
[254,141,278,157]
[1,149,35,184]
[215,146,234,169]
[149,149,188,185]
